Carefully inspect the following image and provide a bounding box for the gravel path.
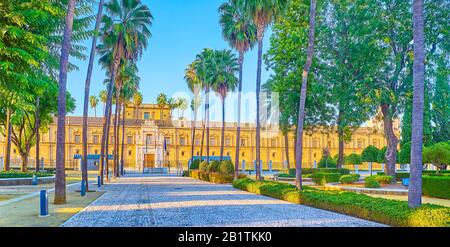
[61,175,385,227]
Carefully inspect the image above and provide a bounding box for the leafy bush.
[377,147,387,163]
[378,172,410,181]
[237,173,247,179]
[422,176,450,199]
[312,172,341,185]
[398,142,411,164]
[423,142,450,171]
[365,178,380,188]
[207,161,220,172]
[361,145,380,162]
[289,168,350,176]
[190,159,200,170]
[318,157,337,168]
[366,175,393,184]
[0,171,54,179]
[345,154,362,165]
[199,161,209,171]
[189,170,233,184]
[288,168,296,177]
[219,160,234,175]
[233,178,450,227]
[339,174,360,184]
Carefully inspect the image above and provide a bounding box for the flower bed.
[233,178,450,227]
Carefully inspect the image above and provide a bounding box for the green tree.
[156,93,168,119]
[89,95,99,117]
[244,0,288,181]
[398,142,411,164]
[185,62,202,167]
[422,142,450,172]
[134,91,143,118]
[361,145,380,163]
[219,0,257,177]
[345,154,362,166]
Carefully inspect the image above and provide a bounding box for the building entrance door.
[144,154,155,168]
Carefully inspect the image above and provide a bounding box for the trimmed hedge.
[233,178,450,227]
[0,171,54,179]
[288,168,350,177]
[365,178,380,188]
[366,175,393,184]
[312,172,341,185]
[423,176,450,199]
[190,159,200,170]
[339,174,360,184]
[219,160,234,175]
[189,170,233,184]
[199,161,209,171]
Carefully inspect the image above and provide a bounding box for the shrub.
[345,154,362,165]
[207,161,220,172]
[378,172,410,181]
[288,168,296,177]
[361,145,380,163]
[190,159,200,170]
[189,170,233,184]
[423,142,450,171]
[199,161,209,171]
[289,168,350,176]
[237,173,247,179]
[339,174,360,184]
[312,172,341,185]
[0,171,54,179]
[232,178,450,227]
[365,178,380,188]
[366,175,393,184]
[318,157,337,168]
[219,160,234,175]
[422,176,450,199]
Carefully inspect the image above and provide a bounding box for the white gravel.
[61,175,385,227]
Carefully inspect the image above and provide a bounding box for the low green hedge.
[339,174,360,184]
[366,175,393,184]
[311,172,341,185]
[423,176,450,199]
[288,168,350,177]
[199,161,209,171]
[0,171,54,179]
[190,160,200,170]
[365,178,380,188]
[189,170,233,184]
[219,160,234,175]
[233,178,450,227]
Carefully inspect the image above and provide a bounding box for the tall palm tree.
[185,62,202,167]
[295,0,317,190]
[90,95,99,117]
[81,0,104,193]
[219,0,257,176]
[244,0,288,180]
[408,0,425,208]
[194,49,215,162]
[54,0,77,205]
[97,0,152,184]
[211,50,239,161]
[157,93,168,119]
[133,92,143,119]
[99,90,107,114]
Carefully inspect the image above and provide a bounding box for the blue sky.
[67,0,273,122]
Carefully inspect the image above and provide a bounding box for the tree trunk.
[200,108,205,162]
[115,98,121,177]
[409,0,425,209]
[21,153,28,172]
[255,27,264,181]
[99,39,121,184]
[381,104,398,180]
[295,0,317,190]
[120,103,125,176]
[205,87,210,161]
[337,110,344,168]
[4,108,12,171]
[82,0,103,192]
[284,133,290,169]
[35,97,40,171]
[113,97,119,178]
[55,0,76,204]
[235,51,244,178]
[105,102,112,182]
[190,108,197,170]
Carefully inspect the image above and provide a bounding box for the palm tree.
[211,50,239,161]
[295,0,317,190]
[244,0,288,180]
[81,0,105,193]
[99,90,107,114]
[54,0,77,205]
[219,0,257,176]
[97,0,152,184]
[185,62,202,167]
[157,93,168,119]
[194,49,215,162]
[133,92,143,119]
[408,0,425,208]
[90,96,99,117]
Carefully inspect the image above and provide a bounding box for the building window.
[180,137,186,146]
[240,139,246,147]
[128,150,132,156]
[211,138,216,146]
[144,112,150,120]
[271,139,277,147]
[212,151,215,156]
[272,152,276,158]
[95,150,98,154]
[127,135,133,144]
[227,152,230,156]
[242,152,245,157]
[181,151,185,156]
[76,149,80,155]
[195,138,201,146]
[357,139,363,148]
[74,135,81,143]
[165,137,171,145]
[327,140,332,148]
[225,138,231,146]
[312,139,318,148]
[196,151,199,155]
[93,135,99,144]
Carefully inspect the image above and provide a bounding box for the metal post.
[253,160,256,173]
[81,180,86,196]
[32,174,38,185]
[269,160,272,173]
[39,190,49,217]
[313,160,317,169]
[97,176,101,187]
[242,160,246,173]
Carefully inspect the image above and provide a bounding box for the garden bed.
[0,172,55,186]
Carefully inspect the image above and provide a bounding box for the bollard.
[369,162,372,176]
[32,174,38,185]
[253,160,257,173]
[313,160,317,169]
[81,180,86,196]
[242,160,246,173]
[269,160,273,173]
[97,176,101,187]
[39,190,49,217]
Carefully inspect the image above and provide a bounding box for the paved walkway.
[62,175,384,227]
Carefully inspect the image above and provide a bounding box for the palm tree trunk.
[99,39,121,184]
[200,108,206,162]
[113,97,119,177]
[55,0,76,204]
[220,98,225,161]
[190,108,197,170]
[105,102,112,182]
[235,51,244,178]
[120,103,126,176]
[115,98,121,177]
[205,87,210,161]
[295,0,317,190]
[284,132,290,169]
[35,97,40,171]
[4,107,12,171]
[409,0,425,208]
[255,27,264,181]
[82,0,104,192]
